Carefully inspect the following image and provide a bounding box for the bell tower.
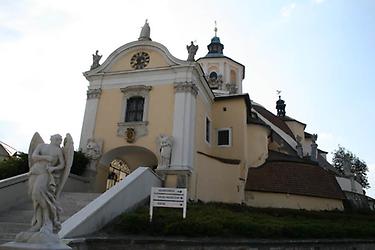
[197,23,245,96]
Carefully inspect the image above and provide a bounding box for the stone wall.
[68,237,375,250]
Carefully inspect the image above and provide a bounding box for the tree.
[0,151,89,180]
[332,146,369,189]
[0,152,28,180]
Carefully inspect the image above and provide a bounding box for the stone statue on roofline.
[295,135,303,158]
[138,19,151,41]
[186,41,198,61]
[311,134,318,144]
[6,132,74,249]
[90,50,102,70]
[310,134,318,161]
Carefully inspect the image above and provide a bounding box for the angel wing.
[56,133,74,198]
[28,132,44,169]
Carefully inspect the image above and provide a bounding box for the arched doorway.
[97,146,158,192]
[106,159,131,190]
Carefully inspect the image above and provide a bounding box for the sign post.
[149,187,187,222]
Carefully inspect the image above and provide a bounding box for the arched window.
[125,96,144,122]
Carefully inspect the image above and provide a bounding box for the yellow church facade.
[79,22,347,211]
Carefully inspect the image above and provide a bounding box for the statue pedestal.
[156,167,192,188]
[0,242,71,250]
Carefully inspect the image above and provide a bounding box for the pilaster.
[79,88,102,150]
[170,82,198,171]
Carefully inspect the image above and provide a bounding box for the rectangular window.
[217,128,231,146]
[125,96,144,122]
[205,117,211,143]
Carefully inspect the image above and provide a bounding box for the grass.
[108,202,375,239]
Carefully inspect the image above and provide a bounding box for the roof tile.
[246,160,345,200]
[252,104,295,139]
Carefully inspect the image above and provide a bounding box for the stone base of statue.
[0,231,71,250]
[0,242,71,250]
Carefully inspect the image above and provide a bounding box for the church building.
[79,21,363,211]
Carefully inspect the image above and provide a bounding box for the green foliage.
[109,202,375,239]
[0,152,28,180]
[0,150,89,180]
[332,146,369,188]
[70,151,89,176]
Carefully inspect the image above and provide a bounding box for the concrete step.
[0,239,14,245]
[0,192,101,244]
[0,232,21,243]
[0,210,33,223]
[0,222,29,233]
[14,201,33,211]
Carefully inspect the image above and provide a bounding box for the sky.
[1,0,375,195]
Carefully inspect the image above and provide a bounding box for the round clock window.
[130,52,150,69]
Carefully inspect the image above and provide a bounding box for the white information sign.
[149,187,187,222]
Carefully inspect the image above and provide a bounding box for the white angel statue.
[27,132,74,234]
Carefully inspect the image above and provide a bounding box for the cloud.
[0,26,22,42]
[313,0,326,4]
[280,3,296,17]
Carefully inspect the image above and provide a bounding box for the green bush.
[0,151,89,180]
[0,152,28,180]
[71,151,89,176]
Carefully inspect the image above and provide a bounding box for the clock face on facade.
[130,52,150,69]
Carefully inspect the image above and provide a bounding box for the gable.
[85,41,186,77]
[108,48,170,72]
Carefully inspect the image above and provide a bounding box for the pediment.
[85,41,187,76]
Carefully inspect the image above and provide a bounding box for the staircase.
[0,192,100,245]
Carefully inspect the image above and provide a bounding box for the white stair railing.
[59,167,162,238]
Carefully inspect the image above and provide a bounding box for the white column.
[170,82,198,170]
[225,63,230,84]
[79,88,102,150]
[219,62,225,80]
[237,69,242,94]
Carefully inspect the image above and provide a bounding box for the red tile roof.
[252,104,295,139]
[281,115,306,128]
[246,159,345,200]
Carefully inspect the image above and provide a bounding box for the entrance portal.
[106,159,131,190]
[97,146,158,192]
